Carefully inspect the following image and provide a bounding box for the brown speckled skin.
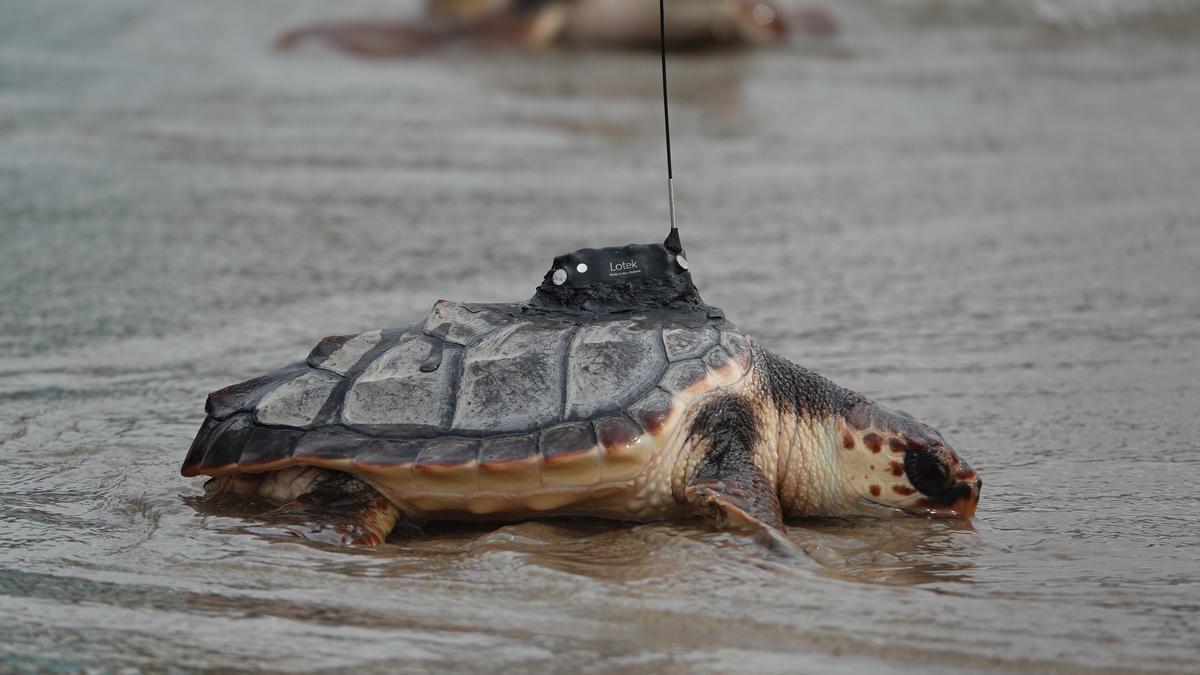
[675,343,981,538]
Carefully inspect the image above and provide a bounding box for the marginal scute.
[541,422,596,460]
[594,416,651,481]
[706,341,750,387]
[594,416,642,451]
[627,387,676,434]
[422,300,511,346]
[307,330,383,375]
[205,362,308,420]
[662,326,717,362]
[564,320,667,420]
[452,323,572,433]
[720,330,752,370]
[539,422,599,486]
[292,426,363,461]
[478,433,541,491]
[352,438,425,467]
[703,344,732,371]
[479,433,540,466]
[239,426,304,468]
[255,369,341,428]
[199,413,254,471]
[182,415,223,474]
[343,336,460,430]
[659,360,709,398]
[414,437,479,491]
[416,437,479,467]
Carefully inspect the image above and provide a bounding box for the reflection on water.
[3,0,1200,672]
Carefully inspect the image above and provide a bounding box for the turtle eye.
[904,448,952,497]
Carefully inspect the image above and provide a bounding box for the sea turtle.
[274,0,836,57]
[182,235,981,553]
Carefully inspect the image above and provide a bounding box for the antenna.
[658,0,680,252]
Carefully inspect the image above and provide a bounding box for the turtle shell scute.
[254,369,340,429]
[204,362,308,420]
[564,320,667,420]
[450,322,574,434]
[423,301,514,346]
[719,330,752,370]
[307,330,383,375]
[662,326,718,362]
[659,360,709,398]
[342,335,461,431]
[185,303,738,479]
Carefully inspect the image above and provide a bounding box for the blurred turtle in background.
[275,0,836,57]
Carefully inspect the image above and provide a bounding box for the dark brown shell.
[181,300,749,478]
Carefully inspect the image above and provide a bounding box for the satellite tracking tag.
[525,0,706,318]
[530,232,707,318]
[549,242,684,289]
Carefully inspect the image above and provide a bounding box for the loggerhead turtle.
[274,0,836,57]
[182,235,980,552]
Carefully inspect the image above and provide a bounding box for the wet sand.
[2,0,1200,672]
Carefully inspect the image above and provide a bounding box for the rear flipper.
[206,467,405,547]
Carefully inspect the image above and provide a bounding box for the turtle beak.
[889,449,982,520]
[922,457,982,519]
[880,480,981,519]
[935,477,981,519]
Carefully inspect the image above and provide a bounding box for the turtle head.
[836,400,981,519]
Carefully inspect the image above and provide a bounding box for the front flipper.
[683,395,802,557]
[687,470,800,557]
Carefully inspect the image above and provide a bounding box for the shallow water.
[3,0,1200,672]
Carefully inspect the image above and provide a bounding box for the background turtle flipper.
[273,6,569,59]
